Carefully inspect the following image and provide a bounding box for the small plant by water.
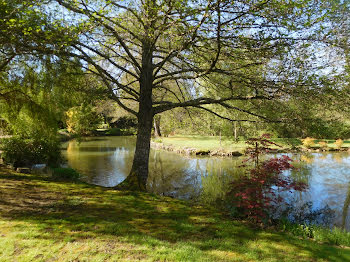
[279,219,350,246]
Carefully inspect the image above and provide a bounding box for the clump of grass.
[313,226,350,246]
[279,220,350,246]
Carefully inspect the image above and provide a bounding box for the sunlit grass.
[159,135,247,151]
[0,168,349,261]
[156,136,350,152]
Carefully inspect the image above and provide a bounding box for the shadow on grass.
[0,169,349,261]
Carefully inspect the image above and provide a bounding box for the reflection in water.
[200,159,244,205]
[148,150,200,198]
[63,137,350,230]
[63,137,135,186]
[297,153,350,230]
[333,153,344,164]
[342,184,350,229]
[300,154,314,164]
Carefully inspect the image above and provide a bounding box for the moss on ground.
[0,168,349,261]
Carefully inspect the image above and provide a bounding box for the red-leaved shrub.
[227,134,308,223]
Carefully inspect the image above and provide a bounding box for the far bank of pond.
[62,136,350,230]
[151,136,350,156]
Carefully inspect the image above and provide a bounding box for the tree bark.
[154,115,161,137]
[115,38,154,191]
[116,109,153,191]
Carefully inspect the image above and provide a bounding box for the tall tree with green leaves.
[0,0,80,117]
[52,0,348,191]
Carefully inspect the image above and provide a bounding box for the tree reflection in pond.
[63,137,350,230]
[342,183,350,230]
[148,150,201,198]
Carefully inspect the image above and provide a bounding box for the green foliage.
[280,220,350,246]
[105,127,122,136]
[52,167,80,180]
[105,127,135,136]
[66,104,103,135]
[111,116,137,129]
[2,136,61,168]
[271,114,350,140]
[0,0,78,66]
[158,104,350,141]
[280,221,315,239]
[312,227,350,246]
[3,108,58,139]
[305,119,350,139]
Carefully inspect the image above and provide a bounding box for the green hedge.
[2,137,61,168]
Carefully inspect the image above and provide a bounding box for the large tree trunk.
[116,109,153,191]
[154,115,161,137]
[115,38,154,191]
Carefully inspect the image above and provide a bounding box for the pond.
[62,136,350,230]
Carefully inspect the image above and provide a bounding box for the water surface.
[62,136,350,229]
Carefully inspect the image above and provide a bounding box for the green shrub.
[2,137,61,168]
[106,128,122,136]
[105,128,135,136]
[66,104,102,135]
[279,220,314,238]
[52,168,80,180]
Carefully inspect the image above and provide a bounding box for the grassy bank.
[154,136,350,153]
[155,135,247,152]
[0,169,349,261]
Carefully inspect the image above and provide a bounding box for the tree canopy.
[3,0,349,191]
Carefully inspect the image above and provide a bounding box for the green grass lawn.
[157,136,247,152]
[0,169,349,261]
[154,136,350,152]
[318,139,350,148]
